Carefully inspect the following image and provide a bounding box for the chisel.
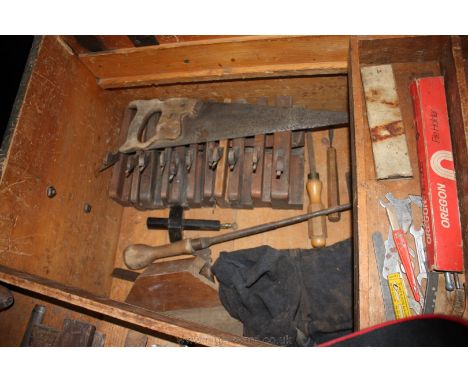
[306,131,327,247]
[327,129,340,222]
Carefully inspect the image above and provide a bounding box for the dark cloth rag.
[211,238,353,346]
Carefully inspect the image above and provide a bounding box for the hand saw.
[119,98,348,153]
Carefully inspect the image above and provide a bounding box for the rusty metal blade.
[122,101,348,152]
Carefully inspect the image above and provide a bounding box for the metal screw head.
[46,186,57,198]
[83,203,92,213]
[252,149,258,172]
[185,150,193,171]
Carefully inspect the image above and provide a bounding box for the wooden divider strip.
[0,265,269,347]
[349,38,371,329]
[78,36,349,88]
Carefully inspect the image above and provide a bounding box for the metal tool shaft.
[199,203,350,248]
[21,304,46,347]
[124,203,351,270]
[328,129,334,147]
[372,232,395,320]
[306,131,317,177]
[327,128,340,222]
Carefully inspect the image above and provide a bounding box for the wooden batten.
[77,35,349,88]
[442,36,468,290]
[60,35,146,54]
[155,35,231,44]
[0,265,267,347]
[59,35,235,55]
[358,35,449,66]
[348,38,369,329]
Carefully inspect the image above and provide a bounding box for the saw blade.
[423,271,438,314]
[120,99,349,152]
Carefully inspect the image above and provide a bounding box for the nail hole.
[47,186,57,198]
[83,203,92,213]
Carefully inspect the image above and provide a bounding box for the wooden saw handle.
[124,239,195,270]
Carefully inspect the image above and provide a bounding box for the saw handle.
[306,177,327,248]
[392,229,420,302]
[124,239,195,270]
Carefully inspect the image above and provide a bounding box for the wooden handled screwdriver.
[327,129,341,222]
[306,131,327,248]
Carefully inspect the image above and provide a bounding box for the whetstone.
[361,64,413,179]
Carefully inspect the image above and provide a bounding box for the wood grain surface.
[77,36,350,88]
[0,265,266,346]
[0,36,123,295]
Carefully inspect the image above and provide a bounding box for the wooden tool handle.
[306,178,327,247]
[124,239,195,270]
[327,146,340,222]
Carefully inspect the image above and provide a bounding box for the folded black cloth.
[211,239,353,346]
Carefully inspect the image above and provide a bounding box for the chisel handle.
[124,239,195,270]
[306,178,327,247]
[327,146,340,222]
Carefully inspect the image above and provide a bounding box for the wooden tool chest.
[0,35,466,346]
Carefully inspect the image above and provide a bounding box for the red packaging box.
[410,76,464,272]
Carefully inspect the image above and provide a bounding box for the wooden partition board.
[59,35,234,55]
[0,36,123,296]
[0,266,265,346]
[77,35,350,89]
[0,288,133,346]
[108,76,353,317]
[447,36,468,284]
[350,36,468,329]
